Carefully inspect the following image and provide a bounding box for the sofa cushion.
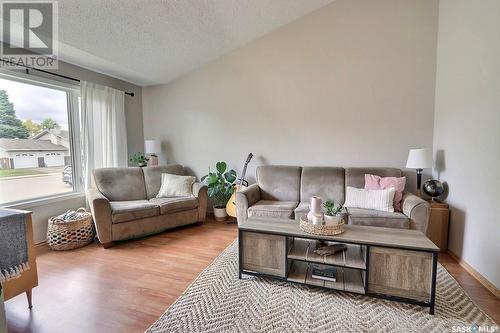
[300,167,345,204]
[344,187,396,213]
[256,165,301,201]
[365,174,406,211]
[248,200,298,220]
[294,202,310,220]
[94,167,147,201]
[110,200,160,224]
[150,197,198,215]
[346,207,409,229]
[156,173,196,198]
[142,165,185,199]
[345,167,402,189]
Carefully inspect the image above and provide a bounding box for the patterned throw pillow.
[344,186,396,213]
[364,174,406,211]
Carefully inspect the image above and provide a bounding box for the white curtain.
[81,81,128,189]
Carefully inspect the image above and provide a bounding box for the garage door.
[13,154,37,168]
[44,153,65,167]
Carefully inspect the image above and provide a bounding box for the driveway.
[0,173,72,204]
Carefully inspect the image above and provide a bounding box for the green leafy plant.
[323,199,343,216]
[201,161,237,208]
[129,152,149,166]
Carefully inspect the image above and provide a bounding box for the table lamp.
[145,140,160,166]
[406,148,432,196]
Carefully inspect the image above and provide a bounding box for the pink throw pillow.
[364,174,406,211]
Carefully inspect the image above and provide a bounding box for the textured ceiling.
[56,0,335,86]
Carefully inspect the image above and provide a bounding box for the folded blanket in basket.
[0,209,29,282]
[54,209,89,223]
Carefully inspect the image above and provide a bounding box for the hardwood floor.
[5,219,499,332]
[438,253,500,323]
[6,219,237,333]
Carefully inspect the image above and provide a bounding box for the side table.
[426,201,450,252]
[0,286,6,333]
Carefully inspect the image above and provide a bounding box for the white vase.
[310,196,322,215]
[308,196,322,221]
[312,214,324,225]
[213,206,228,222]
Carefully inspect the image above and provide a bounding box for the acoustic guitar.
[226,153,253,218]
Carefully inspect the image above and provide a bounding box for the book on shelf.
[311,266,337,282]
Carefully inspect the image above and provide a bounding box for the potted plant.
[129,152,149,167]
[201,161,237,221]
[323,199,344,225]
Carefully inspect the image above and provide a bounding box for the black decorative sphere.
[423,179,444,198]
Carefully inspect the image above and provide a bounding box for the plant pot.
[213,206,228,222]
[138,162,148,167]
[324,214,342,226]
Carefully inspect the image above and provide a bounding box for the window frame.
[0,69,84,206]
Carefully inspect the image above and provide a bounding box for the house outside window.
[0,71,82,205]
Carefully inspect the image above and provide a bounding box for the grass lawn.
[0,168,45,178]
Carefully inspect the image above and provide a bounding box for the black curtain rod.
[1,59,135,97]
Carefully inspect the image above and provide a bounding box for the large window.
[0,72,81,205]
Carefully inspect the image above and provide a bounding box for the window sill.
[3,192,86,210]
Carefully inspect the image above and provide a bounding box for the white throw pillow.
[344,186,396,212]
[156,173,196,198]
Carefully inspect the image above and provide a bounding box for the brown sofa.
[236,165,430,232]
[87,164,207,247]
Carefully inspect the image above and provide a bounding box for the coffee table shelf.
[288,238,367,270]
[288,261,365,294]
[239,218,440,314]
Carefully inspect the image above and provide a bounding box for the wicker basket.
[299,215,345,236]
[47,208,94,250]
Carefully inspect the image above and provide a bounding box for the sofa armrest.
[192,182,206,198]
[401,191,431,233]
[236,183,261,225]
[86,188,112,244]
[192,182,208,221]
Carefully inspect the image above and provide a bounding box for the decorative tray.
[299,215,345,236]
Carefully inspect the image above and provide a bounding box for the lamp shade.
[406,148,432,169]
[144,140,160,154]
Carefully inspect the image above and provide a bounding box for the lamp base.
[148,155,159,166]
[416,168,423,197]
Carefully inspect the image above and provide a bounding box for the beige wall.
[5,60,143,243]
[433,0,500,288]
[142,0,438,190]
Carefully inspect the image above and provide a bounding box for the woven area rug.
[147,241,497,333]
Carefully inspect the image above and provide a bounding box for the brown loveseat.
[236,165,430,232]
[87,165,207,247]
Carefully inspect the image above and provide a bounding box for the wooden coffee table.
[238,218,439,314]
